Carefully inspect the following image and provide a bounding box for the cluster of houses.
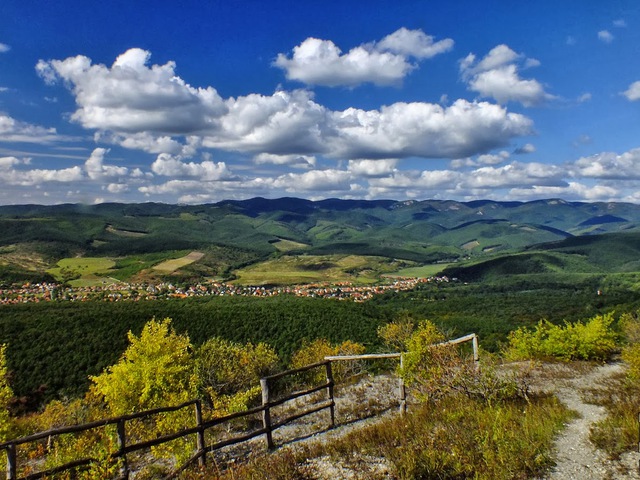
[0,276,452,305]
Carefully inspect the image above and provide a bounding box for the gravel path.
[534,362,640,480]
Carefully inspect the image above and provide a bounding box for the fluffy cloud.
[95,131,187,155]
[273,169,353,192]
[460,45,552,107]
[207,89,328,154]
[330,100,532,159]
[0,156,23,169]
[462,162,566,189]
[106,183,130,194]
[623,81,640,101]
[0,165,84,186]
[0,43,9,53]
[376,28,454,59]
[509,182,618,201]
[369,169,460,190]
[274,28,453,87]
[570,149,640,179]
[151,153,232,180]
[0,114,65,144]
[36,48,533,163]
[348,159,398,177]
[36,48,227,134]
[85,148,128,180]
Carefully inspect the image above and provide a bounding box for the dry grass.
[152,251,205,273]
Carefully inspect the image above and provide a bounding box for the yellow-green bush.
[503,313,617,362]
[620,311,640,381]
[196,337,279,415]
[290,338,366,385]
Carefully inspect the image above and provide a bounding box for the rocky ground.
[529,362,639,480]
[205,362,640,479]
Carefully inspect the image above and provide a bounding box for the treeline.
[2,274,640,407]
[0,295,391,404]
[369,274,640,351]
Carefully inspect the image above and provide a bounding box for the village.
[0,275,452,305]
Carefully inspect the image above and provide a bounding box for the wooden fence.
[0,333,478,480]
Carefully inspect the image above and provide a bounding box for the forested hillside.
[2,197,640,285]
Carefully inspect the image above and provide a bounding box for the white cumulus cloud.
[274,28,453,87]
[36,48,227,134]
[329,99,532,159]
[570,149,640,179]
[34,48,536,173]
[348,159,398,177]
[460,45,553,107]
[84,148,128,180]
[0,113,66,144]
[151,153,231,181]
[623,81,640,101]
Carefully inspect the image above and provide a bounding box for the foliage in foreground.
[591,310,640,458]
[502,313,618,362]
[208,393,570,480]
[191,318,568,479]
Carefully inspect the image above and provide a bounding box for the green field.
[233,254,415,285]
[388,263,452,278]
[47,257,117,286]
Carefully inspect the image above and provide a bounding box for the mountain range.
[1,197,639,284]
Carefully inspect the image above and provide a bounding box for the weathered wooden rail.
[0,361,335,480]
[0,333,478,479]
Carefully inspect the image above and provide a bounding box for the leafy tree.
[377,312,416,351]
[0,344,13,441]
[90,317,196,414]
[399,320,455,401]
[196,337,279,414]
[290,338,366,385]
[90,318,197,463]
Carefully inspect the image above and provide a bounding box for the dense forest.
[2,273,639,405]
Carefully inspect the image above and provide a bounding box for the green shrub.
[620,311,640,381]
[503,313,617,362]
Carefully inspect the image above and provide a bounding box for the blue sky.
[1,0,640,205]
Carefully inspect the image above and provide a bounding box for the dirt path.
[533,362,639,480]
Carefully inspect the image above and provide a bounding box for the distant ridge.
[1,197,640,284]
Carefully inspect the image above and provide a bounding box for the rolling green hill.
[1,198,640,284]
[442,231,640,282]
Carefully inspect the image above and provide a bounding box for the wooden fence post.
[194,400,206,467]
[5,443,16,480]
[472,334,480,370]
[260,378,274,450]
[116,419,129,479]
[325,361,335,428]
[399,353,407,415]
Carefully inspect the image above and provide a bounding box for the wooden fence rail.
[0,333,478,480]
